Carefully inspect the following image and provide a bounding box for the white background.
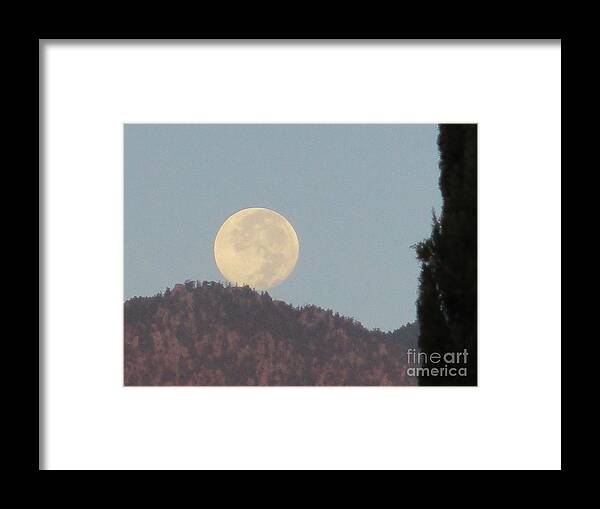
[42,41,561,470]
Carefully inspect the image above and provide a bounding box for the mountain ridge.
[124,281,418,386]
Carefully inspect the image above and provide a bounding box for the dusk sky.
[124,124,441,331]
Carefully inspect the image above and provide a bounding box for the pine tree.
[416,124,477,386]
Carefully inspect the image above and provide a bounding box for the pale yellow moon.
[214,208,300,289]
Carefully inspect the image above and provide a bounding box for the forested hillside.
[124,281,418,386]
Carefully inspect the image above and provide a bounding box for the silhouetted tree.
[416,124,477,386]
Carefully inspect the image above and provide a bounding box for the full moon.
[214,208,300,289]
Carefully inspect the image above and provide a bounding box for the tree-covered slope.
[124,281,418,386]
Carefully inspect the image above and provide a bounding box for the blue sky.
[124,124,441,331]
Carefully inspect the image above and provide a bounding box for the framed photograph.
[123,123,477,387]
[41,39,561,470]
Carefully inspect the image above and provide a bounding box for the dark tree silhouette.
[416,124,477,386]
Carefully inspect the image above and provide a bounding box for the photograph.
[124,123,477,386]
[41,39,561,470]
